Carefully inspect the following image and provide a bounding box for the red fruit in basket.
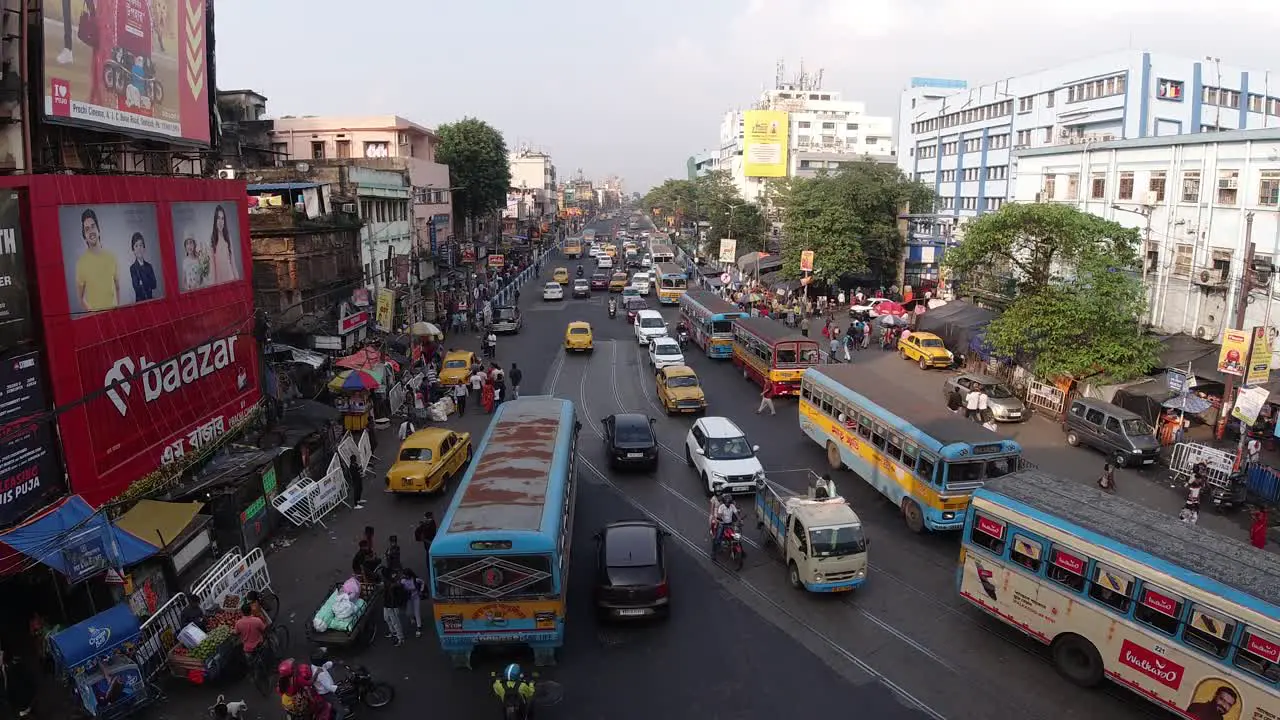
[174,646,189,656]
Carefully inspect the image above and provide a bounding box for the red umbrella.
[872,301,907,318]
[336,347,401,373]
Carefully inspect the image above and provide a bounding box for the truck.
[755,476,868,592]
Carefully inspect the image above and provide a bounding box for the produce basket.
[167,622,237,684]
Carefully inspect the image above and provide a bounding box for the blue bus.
[798,364,1024,533]
[429,397,581,668]
[679,290,748,358]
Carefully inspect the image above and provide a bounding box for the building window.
[1270,98,1280,116]
[364,141,390,158]
[1090,173,1106,199]
[986,165,1007,181]
[798,121,811,128]
[1259,171,1280,206]
[1217,170,1240,205]
[1149,171,1167,202]
[1015,130,1033,147]
[1044,91,1055,108]
[962,197,978,211]
[1250,94,1265,113]
[1118,171,1134,200]
[1222,90,1241,109]
[1173,243,1194,278]
[1042,175,1057,200]
[943,142,958,155]
[985,197,1004,211]
[988,134,1009,150]
[310,141,325,159]
[865,136,879,144]
[1181,171,1201,203]
[1065,173,1080,200]
[847,123,859,130]
[336,140,351,159]
[821,122,835,129]
[1018,96,1035,113]
[799,160,811,169]
[797,135,811,146]
[1157,79,1184,100]
[1203,87,1220,106]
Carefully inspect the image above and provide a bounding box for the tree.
[642,171,765,256]
[435,118,512,229]
[950,203,1160,381]
[776,162,933,283]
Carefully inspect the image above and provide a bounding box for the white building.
[1012,128,1280,343]
[508,149,558,220]
[691,150,718,177]
[718,66,895,201]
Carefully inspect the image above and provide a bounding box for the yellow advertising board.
[375,288,395,332]
[742,110,789,178]
[1245,326,1272,387]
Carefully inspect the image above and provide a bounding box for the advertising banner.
[742,110,789,178]
[42,0,212,144]
[374,288,395,332]
[717,239,737,263]
[58,203,164,314]
[1217,329,1250,377]
[0,192,32,348]
[1245,326,1272,387]
[488,255,505,269]
[0,352,67,529]
[800,250,815,272]
[171,202,242,292]
[461,243,476,264]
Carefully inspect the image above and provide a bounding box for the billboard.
[742,110,789,178]
[16,175,257,507]
[0,352,67,529]
[42,0,212,144]
[0,192,32,347]
[171,202,242,291]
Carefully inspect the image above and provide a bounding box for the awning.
[113,500,204,550]
[265,343,329,370]
[50,603,142,674]
[0,496,158,577]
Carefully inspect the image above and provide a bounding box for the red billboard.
[9,175,258,507]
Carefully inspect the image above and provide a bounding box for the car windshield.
[710,320,734,334]
[1123,418,1153,436]
[575,280,589,287]
[615,421,653,443]
[640,318,664,328]
[705,436,753,460]
[399,447,433,462]
[918,337,945,348]
[592,274,607,281]
[444,359,467,369]
[667,375,699,388]
[605,527,658,567]
[613,274,628,282]
[982,383,1014,399]
[569,327,589,335]
[545,283,560,289]
[809,524,867,558]
[495,308,517,320]
[655,345,681,356]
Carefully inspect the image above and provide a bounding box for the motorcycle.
[608,301,617,319]
[576,266,585,278]
[489,672,564,720]
[335,663,395,711]
[677,328,689,349]
[712,520,745,570]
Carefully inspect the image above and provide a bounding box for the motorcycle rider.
[676,321,690,347]
[311,650,346,720]
[710,493,740,552]
[576,264,584,278]
[492,663,537,718]
[607,296,617,317]
[279,660,329,720]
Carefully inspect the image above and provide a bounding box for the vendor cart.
[305,581,381,650]
[50,604,156,720]
[164,615,239,685]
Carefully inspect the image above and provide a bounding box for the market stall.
[165,609,239,684]
[113,500,215,618]
[331,369,382,432]
[50,604,154,719]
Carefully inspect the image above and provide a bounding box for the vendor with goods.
[166,605,251,683]
[312,576,370,634]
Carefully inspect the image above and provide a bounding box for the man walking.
[757,385,776,416]
[382,570,408,647]
[509,363,523,400]
[452,381,468,416]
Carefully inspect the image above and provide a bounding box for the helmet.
[277,658,296,679]
[502,663,523,682]
[720,492,734,505]
[293,663,313,685]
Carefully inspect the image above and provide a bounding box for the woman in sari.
[481,378,495,414]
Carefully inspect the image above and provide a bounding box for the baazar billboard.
[10,175,259,508]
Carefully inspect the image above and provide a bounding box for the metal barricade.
[1025,379,1066,418]
[136,592,190,681]
[1169,442,1234,487]
[1246,464,1280,505]
[357,431,375,471]
[337,432,359,469]
[389,382,407,415]
[192,548,272,610]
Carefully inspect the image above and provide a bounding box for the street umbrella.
[1163,393,1212,414]
[329,369,381,392]
[410,321,443,338]
[872,301,908,318]
[879,314,908,326]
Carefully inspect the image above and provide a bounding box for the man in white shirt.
[965,388,981,421]
[469,370,486,403]
[976,388,990,423]
[311,657,345,720]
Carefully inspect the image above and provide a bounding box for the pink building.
[269,115,454,248]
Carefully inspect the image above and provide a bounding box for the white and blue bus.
[680,290,748,359]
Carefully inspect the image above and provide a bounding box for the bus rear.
[564,238,583,258]
[655,262,687,304]
[732,317,819,395]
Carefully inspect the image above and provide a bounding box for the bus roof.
[733,316,814,345]
[682,290,747,317]
[655,262,684,277]
[807,364,1006,451]
[980,469,1280,609]
[444,397,575,534]
[651,243,674,254]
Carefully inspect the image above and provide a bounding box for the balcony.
[248,207,363,235]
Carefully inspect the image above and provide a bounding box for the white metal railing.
[1025,379,1066,417]
[1169,442,1235,488]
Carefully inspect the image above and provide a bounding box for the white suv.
[634,310,668,344]
[631,272,652,295]
[648,336,685,369]
[685,417,765,496]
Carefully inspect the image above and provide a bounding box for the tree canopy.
[435,118,511,224]
[642,171,765,256]
[775,162,933,283]
[949,203,1160,381]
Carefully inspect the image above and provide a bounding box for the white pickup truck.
[755,477,869,592]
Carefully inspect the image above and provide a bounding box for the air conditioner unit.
[1219,177,1239,189]
[1195,269,1226,286]
[1144,190,1160,205]
[341,203,357,214]
[1194,325,1213,339]
[216,168,236,180]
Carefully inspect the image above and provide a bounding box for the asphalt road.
[155,215,1183,720]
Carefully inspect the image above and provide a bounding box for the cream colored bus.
[959,469,1280,718]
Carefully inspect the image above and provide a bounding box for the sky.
[214,0,1280,194]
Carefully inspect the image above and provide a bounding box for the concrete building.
[508,149,558,221]
[268,115,453,250]
[690,150,718,178]
[216,90,276,172]
[719,63,895,201]
[1011,128,1280,345]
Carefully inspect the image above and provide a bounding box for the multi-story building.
[508,149,558,221]
[719,63,895,201]
[1011,128,1280,343]
[216,90,276,172]
[689,151,718,178]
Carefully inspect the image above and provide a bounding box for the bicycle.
[246,623,290,696]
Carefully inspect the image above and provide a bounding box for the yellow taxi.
[603,244,618,258]
[385,428,472,494]
[553,267,570,285]
[655,365,707,414]
[439,350,475,385]
[564,321,594,352]
[609,272,630,292]
[898,331,955,370]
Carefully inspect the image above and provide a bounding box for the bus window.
[1010,534,1043,572]
[1046,546,1087,592]
[776,345,797,364]
[969,514,1006,554]
[901,442,918,469]
[1184,605,1235,659]
[984,457,1014,478]
[917,454,937,484]
[945,461,984,485]
[858,415,873,440]
[870,423,887,450]
[885,434,903,461]
[1234,628,1280,682]
[801,348,820,364]
[819,393,833,416]
[1087,563,1133,614]
[1133,584,1184,637]
[800,385,812,402]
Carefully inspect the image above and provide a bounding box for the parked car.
[850,297,891,316]
[941,373,1027,422]
[684,416,765,497]
[594,520,670,620]
[542,282,564,301]
[1064,397,1160,468]
[602,412,659,471]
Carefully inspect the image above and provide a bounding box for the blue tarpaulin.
[50,603,142,674]
[0,496,157,580]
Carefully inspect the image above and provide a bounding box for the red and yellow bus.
[730,317,820,396]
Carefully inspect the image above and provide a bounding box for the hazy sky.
[215,0,1278,193]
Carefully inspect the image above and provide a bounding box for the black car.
[594,520,670,620]
[602,413,658,470]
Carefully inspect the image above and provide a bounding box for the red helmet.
[277,658,295,679]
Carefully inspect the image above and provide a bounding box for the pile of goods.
[312,577,368,634]
[173,625,233,662]
[168,608,240,681]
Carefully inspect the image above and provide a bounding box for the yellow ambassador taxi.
[564,321,594,353]
[386,428,472,494]
[898,331,955,370]
[609,272,630,293]
[439,350,475,386]
[553,267,570,285]
[655,365,707,414]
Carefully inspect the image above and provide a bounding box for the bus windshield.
[809,525,867,557]
[660,277,686,289]
[946,457,1015,488]
[710,319,734,334]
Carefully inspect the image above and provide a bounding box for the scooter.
[608,301,617,319]
[677,328,689,349]
[1208,470,1248,512]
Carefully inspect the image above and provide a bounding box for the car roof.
[401,427,453,448]
[697,415,745,438]
[612,413,651,429]
[662,365,696,377]
[909,331,944,341]
[555,267,567,271]
[637,309,662,317]
[652,336,678,346]
[444,350,473,359]
[568,321,591,329]
[602,521,660,551]
[958,372,1003,384]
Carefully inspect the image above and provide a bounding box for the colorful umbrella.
[336,347,401,373]
[872,301,908,318]
[329,369,381,392]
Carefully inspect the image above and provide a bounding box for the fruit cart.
[165,615,239,684]
[305,580,381,650]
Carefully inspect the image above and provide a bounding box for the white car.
[648,336,685,369]
[542,281,564,301]
[851,297,892,316]
[641,255,652,269]
[597,255,614,270]
[631,272,652,295]
[684,416,766,496]
[634,309,668,344]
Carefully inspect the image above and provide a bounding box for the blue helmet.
[502,663,523,682]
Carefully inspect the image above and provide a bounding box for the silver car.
[941,373,1027,422]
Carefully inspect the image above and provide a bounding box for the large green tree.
[435,118,511,228]
[776,162,933,283]
[642,171,765,256]
[948,203,1160,381]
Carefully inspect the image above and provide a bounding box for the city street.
[156,216,1182,720]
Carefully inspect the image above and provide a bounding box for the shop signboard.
[374,288,395,333]
[240,495,268,550]
[338,310,369,335]
[63,525,116,584]
[0,351,67,528]
[0,192,32,347]
[488,255,505,269]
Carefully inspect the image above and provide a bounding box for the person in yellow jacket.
[492,663,536,717]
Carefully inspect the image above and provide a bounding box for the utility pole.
[1112,200,1156,326]
[1215,212,1256,440]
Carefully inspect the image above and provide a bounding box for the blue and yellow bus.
[655,262,687,305]
[650,244,675,265]
[798,364,1023,533]
[429,397,580,668]
[679,290,748,358]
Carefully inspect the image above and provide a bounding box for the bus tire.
[1051,634,1105,688]
[826,442,843,470]
[788,562,803,590]
[901,499,925,534]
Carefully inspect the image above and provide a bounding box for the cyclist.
[246,590,271,624]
